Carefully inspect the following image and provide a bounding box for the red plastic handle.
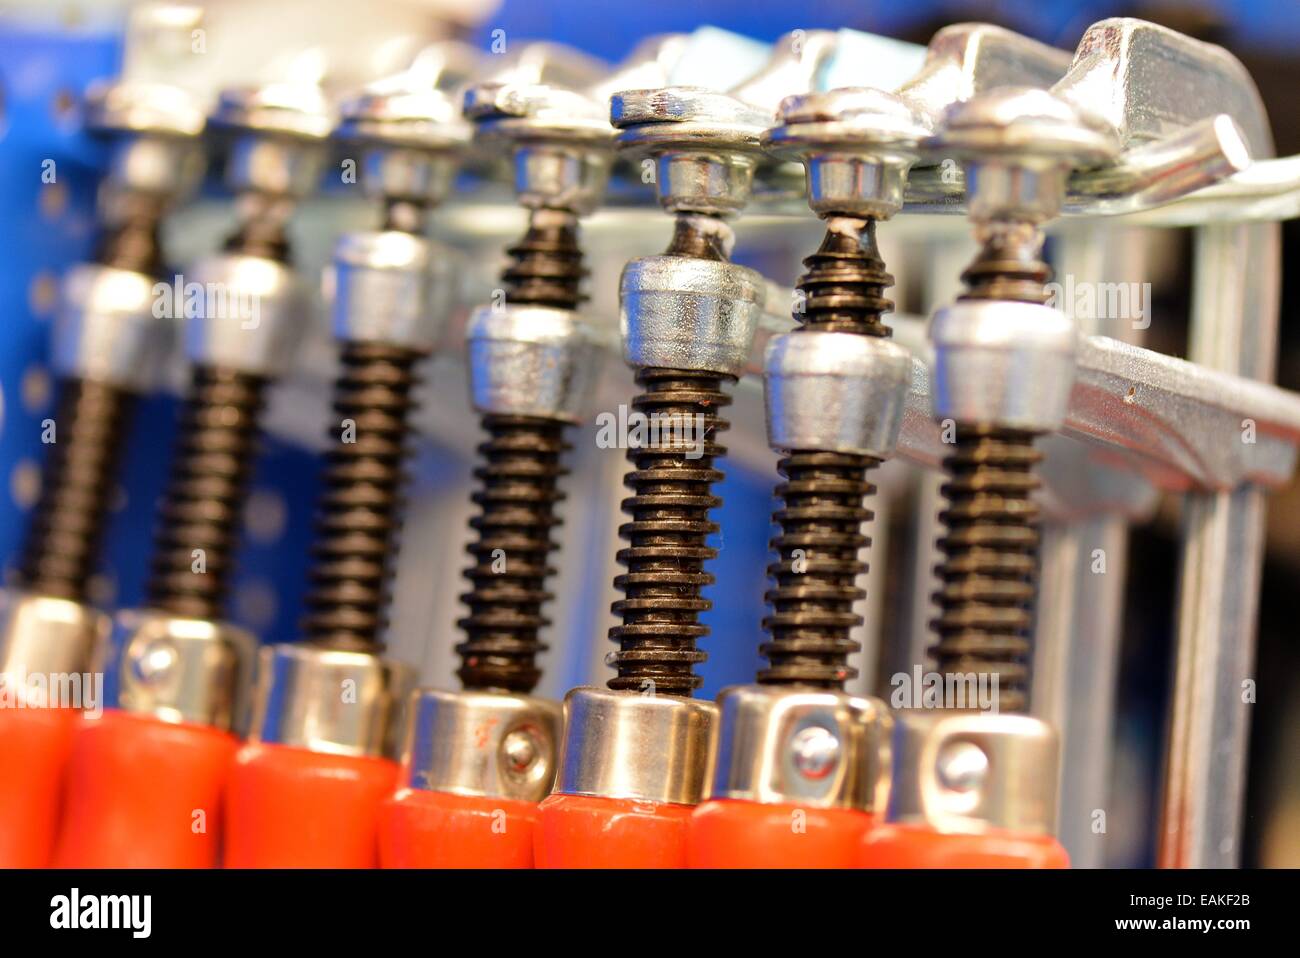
[688,798,876,868]
[52,708,240,868]
[858,821,1070,868]
[0,706,79,867]
[379,788,539,869]
[534,793,695,868]
[223,741,398,868]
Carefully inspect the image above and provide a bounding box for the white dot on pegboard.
[236,578,277,631]
[87,572,117,606]
[244,488,287,544]
[21,365,51,413]
[10,459,41,509]
[28,272,58,318]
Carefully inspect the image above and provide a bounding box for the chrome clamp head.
[929,298,1078,431]
[398,688,562,803]
[182,253,310,377]
[554,687,718,806]
[85,78,207,200]
[336,45,477,206]
[466,303,599,423]
[112,609,256,732]
[928,86,1118,224]
[54,263,173,392]
[611,87,771,215]
[210,83,332,199]
[764,330,912,458]
[709,684,891,812]
[885,710,1059,836]
[330,231,454,354]
[620,254,765,376]
[765,87,930,219]
[247,644,414,759]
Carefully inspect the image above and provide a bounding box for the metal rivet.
[502,727,540,774]
[132,638,178,685]
[791,725,839,780]
[936,740,989,793]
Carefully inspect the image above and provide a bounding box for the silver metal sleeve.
[53,264,172,392]
[398,688,562,802]
[554,686,718,806]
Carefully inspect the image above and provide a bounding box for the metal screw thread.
[501,209,587,310]
[455,213,587,692]
[930,426,1042,713]
[759,218,894,690]
[145,366,267,620]
[456,415,568,693]
[15,379,134,603]
[94,193,167,275]
[929,225,1052,713]
[607,367,732,697]
[302,341,422,653]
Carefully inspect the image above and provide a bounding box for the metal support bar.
[1159,220,1280,868]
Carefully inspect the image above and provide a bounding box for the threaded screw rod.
[759,217,896,690]
[929,223,1052,714]
[14,191,171,603]
[15,380,134,603]
[144,366,267,620]
[456,210,586,693]
[301,341,421,653]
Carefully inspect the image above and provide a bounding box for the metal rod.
[1158,220,1280,868]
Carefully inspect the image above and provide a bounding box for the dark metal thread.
[145,366,267,620]
[928,230,1052,713]
[13,191,169,602]
[456,416,568,693]
[607,367,732,697]
[759,218,896,690]
[455,213,585,692]
[302,342,421,653]
[931,426,1042,714]
[500,211,587,310]
[15,379,134,603]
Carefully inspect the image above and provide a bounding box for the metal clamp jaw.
[708,685,890,812]
[886,710,1060,837]
[1056,17,1273,214]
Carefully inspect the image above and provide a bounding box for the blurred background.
[0,0,1296,867]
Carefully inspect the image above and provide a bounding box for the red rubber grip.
[379,788,539,869]
[858,821,1070,868]
[534,793,695,868]
[52,709,240,868]
[223,741,398,868]
[688,798,876,868]
[0,705,79,867]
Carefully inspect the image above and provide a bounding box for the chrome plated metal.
[113,609,256,732]
[708,684,890,811]
[247,644,415,759]
[0,591,108,704]
[398,688,562,802]
[554,686,718,805]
